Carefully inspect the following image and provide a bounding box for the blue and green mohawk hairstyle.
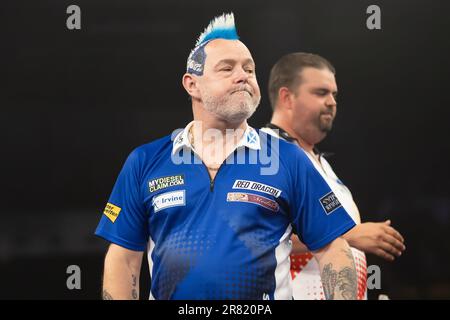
[186,12,239,76]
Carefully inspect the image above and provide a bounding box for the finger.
[374,248,395,261]
[379,236,403,256]
[382,225,404,242]
[383,233,405,252]
[383,225,405,243]
[384,220,391,226]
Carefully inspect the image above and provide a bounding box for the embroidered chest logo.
[152,190,186,212]
[232,179,282,198]
[148,174,185,193]
[227,192,279,212]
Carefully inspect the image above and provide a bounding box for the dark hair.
[268,52,336,109]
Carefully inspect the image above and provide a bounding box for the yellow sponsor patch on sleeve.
[103,203,122,223]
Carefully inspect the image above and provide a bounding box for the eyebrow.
[214,58,255,68]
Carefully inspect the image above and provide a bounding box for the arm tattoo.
[321,249,358,300]
[102,290,114,300]
[131,274,138,300]
[343,248,355,261]
[322,264,337,300]
[337,266,358,300]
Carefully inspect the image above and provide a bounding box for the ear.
[182,73,201,99]
[277,87,294,110]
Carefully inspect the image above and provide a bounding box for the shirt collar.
[172,121,261,155]
[171,121,195,155]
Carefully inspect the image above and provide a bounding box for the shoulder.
[257,128,302,152]
[124,134,174,169]
[134,134,173,156]
[257,130,315,183]
[258,130,310,164]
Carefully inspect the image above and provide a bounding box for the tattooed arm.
[102,243,143,300]
[312,237,357,300]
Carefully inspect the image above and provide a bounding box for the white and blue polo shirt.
[95,122,356,300]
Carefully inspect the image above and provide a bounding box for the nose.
[326,94,337,108]
[234,66,250,84]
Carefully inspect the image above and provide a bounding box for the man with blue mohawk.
[96,13,358,300]
[183,13,261,131]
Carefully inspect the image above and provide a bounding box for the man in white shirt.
[262,52,406,299]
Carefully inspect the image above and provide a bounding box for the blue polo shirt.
[95,122,356,300]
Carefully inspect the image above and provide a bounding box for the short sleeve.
[289,150,355,251]
[95,149,148,251]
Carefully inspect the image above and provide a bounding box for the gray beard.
[202,92,260,124]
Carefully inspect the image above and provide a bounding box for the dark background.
[1,0,450,299]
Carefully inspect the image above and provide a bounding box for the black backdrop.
[2,0,450,299]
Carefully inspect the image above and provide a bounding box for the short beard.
[319,120,333,133]
[202,90,260,124]
[318,113,334,133]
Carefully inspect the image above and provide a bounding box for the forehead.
[299,67,337,89]
[204,39,254,66]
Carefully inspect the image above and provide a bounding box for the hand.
[344,220,406,261]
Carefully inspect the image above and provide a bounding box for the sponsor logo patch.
[319,191,342,215]
[103,202,121,223]
[227,192,279,212]
[148,174,185,193]
[152,190,185,212]
[232,180,282,198]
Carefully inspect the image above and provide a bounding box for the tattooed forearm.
[337,266,357,300]
[321,264,357,299]
[131,274,138,300]
[321,249,357,300]
[102,290,114,300]
[322,264,337,300]
[343,248,355,261]
[339,248,358,299]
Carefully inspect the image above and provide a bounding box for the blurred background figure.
[262,52,405,299]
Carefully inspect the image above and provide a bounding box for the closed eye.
[315,89,337,99]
